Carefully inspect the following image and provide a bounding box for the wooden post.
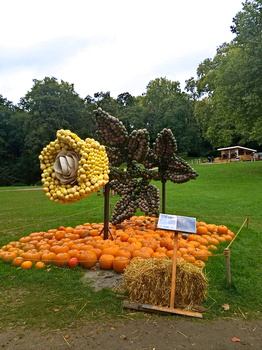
[161,179,166,214]
[170,231,179,308]
[224,248,231,285]
[103,182,110,240]
[246,215,250,228]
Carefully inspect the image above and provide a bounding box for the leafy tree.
[193,0,262,147]
[141,78,181,139]
[92,91,118,115]
[0,96,27,185]
[19,77,94,184]
[140,77,203,154]
[185,77,199,101]
[0,96,12,159]
[116,92,135,107]
[228,0,262,144]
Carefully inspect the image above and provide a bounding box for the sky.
[0,0,245,105]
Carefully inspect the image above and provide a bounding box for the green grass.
[0,263,126,330]
[0,161,261,328]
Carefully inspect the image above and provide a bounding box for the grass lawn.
[0,161,261,329]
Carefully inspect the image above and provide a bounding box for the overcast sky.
[1,0,244,104]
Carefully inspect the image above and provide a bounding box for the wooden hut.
[217,146,257,162]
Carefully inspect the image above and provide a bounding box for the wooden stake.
[103,183,110,240]
[224,248,231,285]
[170,230,179,308]
[161,179,166,214]
[246,215,250,228]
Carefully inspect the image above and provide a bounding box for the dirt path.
[0,318,261,350]
[3,266,261,349]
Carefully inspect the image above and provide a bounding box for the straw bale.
[122,258,207,308]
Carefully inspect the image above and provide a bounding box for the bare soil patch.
[82,269,123,291]
[0,318,261,350]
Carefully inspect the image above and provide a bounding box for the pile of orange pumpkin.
[0,216,234,272]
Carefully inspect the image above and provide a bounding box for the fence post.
[246,215,250,228]
[224,248,231,285]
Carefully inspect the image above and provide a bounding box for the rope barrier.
[223,215,249,285]
[0,216,253,270]
[226,215,249,250]
[0,205,104,233]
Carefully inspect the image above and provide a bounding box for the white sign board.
[157,214,196,234]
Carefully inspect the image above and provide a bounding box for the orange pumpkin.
[206,224,216,232]
[155,247,168,254]
[52,244,70,254]
[166,250,174,259]
[21,260,33,269]
[35,261,46,269]
[194,260,206,268]
[23,243,36,251]
[151,252,167,259]
[19,236,31,244]
[217,225,228,235]
[99,254,115,270]
[132,249,151,259]
[89,229,99,237]
[222,234,233,241]
[125,242,142,253]
[91,248,102,259]
[182,254,196,263]
[77,250,97,269]
[192,249,209,261]
[54,252,71,266]
[68,249,79,258]
[112,256,130,273]
[208,244,218,251]
[38,243,51,251]
[197,226,208,235]
[22,251,41,262]
[2,251,17,262]
[54,231,65,240]
[13,256,24,267]
[116,249,132,259]
[102,246,120,256]
[179,247,188,256]
[41,252,57,264]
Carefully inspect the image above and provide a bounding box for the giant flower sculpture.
[39,129,109,204]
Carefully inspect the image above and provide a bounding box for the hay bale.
[122,258,207,309]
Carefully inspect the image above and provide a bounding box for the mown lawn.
[0,161,261,329]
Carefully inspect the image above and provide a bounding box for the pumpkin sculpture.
[39,129,109,203]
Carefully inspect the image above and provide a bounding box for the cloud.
[0,36,107,71]
[0,0,244,103]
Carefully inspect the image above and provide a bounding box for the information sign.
[157,214,196,234]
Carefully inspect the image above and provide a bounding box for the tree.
[193,1,262,147]
[140,77,203,154]
[19,77,94,184]
[185,77,199,101]
[0,96,27,185]
[229,0,262,144]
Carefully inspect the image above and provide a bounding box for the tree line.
[0,0,261,186]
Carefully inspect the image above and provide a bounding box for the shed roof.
[217,146,257,152]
